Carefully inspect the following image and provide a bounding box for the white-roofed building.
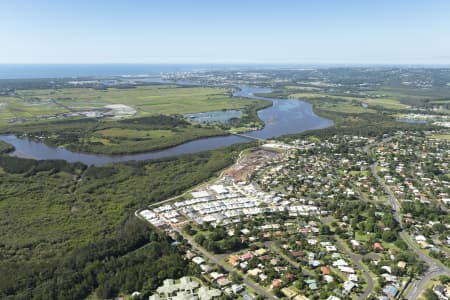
[192,191,210,198]
[210,185,228,194]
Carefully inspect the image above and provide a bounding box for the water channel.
[0,86,333,165]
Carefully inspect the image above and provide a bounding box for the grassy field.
[314,100,376,114]
[289,92,409,111]
[0,96,68,122]
[285,85,321,91]
[254,86,439,141]
[428,99,450,104]
[0,85,270,154]
[430,134,450,140]
[257,90,410,115]
[0,115,229,155]
[0,140,14,154]
[366,98,410,109]
[82,126,226,154]
[0,85,263,123]
[289,92,365,101]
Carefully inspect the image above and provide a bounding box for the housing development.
[4,0,450,299]
[1,66,449,300]
[140,130,449,300]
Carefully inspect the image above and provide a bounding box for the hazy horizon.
[2,62,450,67]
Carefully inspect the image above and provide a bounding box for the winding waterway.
[0,86,333,165]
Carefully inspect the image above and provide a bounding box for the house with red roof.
[373,242,385,251]
[320,266,331,275]
[271,279,283,289]
[228,255,240,266]
[240,252,254,261]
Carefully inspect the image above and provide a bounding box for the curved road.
[321,217,375,300]
[334,239,375,300]
[370,162,450,300]
[136,149,277,300]
[176,228,277,300]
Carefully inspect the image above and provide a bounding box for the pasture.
[0,85,262,123]
[289,92,409,111]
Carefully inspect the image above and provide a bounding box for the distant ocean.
[0,64,253,79]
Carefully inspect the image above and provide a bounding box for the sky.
[1,0,450,65]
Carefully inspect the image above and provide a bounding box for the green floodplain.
[0,85,255,119]
[0,85,269,154]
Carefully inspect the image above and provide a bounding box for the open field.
[289,92,365,102]
[256,91,377,114]
[82,125,226,154]
[284,85,321,91]
[288,92,409,110]
[426,99,450,104]
[430,134,450,140]
[0,115,228,155]
[0,96,69,122]
[365,97,410,109]
[0,140,14,154]
[0,85,263,123]
[312,99,377,114]
[0,85,270,154]
[258,90,409,114]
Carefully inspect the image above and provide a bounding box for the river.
[0,86,332,165]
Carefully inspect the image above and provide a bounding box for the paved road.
[136,209,278,299]
[334,239,375,300]
[370,162,450,300]
[137,148,279,300]
[177,229,277,300]
[264,241,314,277]
[406,269,447,300]
[321,218,375,300]
[268,238,374,299]
[138,209,277,299]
